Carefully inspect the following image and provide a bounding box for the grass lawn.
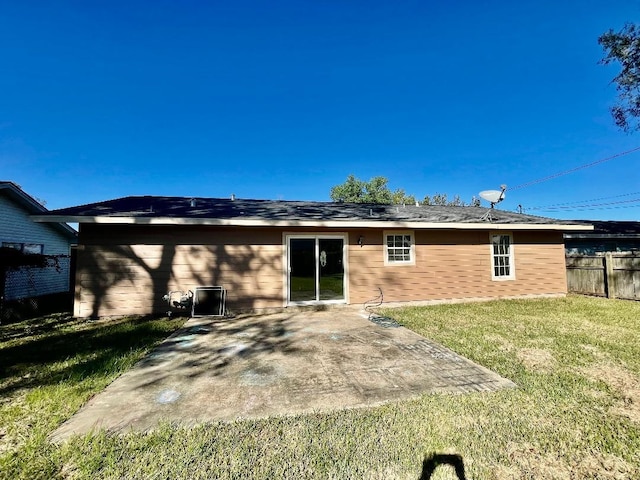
[1,296,639,479]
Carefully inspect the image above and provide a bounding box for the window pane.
[23,244,43,254]
[386,233,413,263]
[491,234,512,278]
[2,242,22,250]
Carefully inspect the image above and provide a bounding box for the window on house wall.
[2,242,44,254]
[491,233,514,280]
[384,231,415,265]
[23,244,44,254]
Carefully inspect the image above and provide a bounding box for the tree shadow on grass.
[0,314,185,398]
[0,311,302,397]
[0,312,78,342]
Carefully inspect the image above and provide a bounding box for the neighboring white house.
[0,181,77,301]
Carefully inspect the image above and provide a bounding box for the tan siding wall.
[75,225,283,317]
[347,229,567,304]
[74,225,567,318]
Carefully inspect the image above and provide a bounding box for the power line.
[528,191,640,210]
[536,203,640,212]
[509,146,640,191]
[537,197,640,211]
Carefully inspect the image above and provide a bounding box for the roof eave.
[0,183,77,239]
[564,233,640,239]
[31,215,594,231]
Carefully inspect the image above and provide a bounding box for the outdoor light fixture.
[358,235,364,247]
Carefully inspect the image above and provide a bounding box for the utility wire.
[528,191,640,210]
[537,197,640,210]
[508,146,640,191]
[536,204,640,212]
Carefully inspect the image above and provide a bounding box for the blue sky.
[1,0,639,220]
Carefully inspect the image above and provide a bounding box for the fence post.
[604,252,616,299]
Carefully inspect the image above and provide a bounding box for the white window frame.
[490,232,515,280]
[383,230,415,266]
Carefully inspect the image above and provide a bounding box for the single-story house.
[564,220,640,255]
[33,196,591,318]
[0,181,77,302]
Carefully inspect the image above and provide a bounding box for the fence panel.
[566,256,606,297]
[566,253,640,300]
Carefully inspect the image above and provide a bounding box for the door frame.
[283,232,349,306]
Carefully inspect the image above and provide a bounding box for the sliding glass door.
[287,235,346,304]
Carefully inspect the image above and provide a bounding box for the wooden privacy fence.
[566,253,640,300]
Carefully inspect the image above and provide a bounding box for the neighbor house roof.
[32,195,592,231]
[564,220,640,239]
[0,181,77,240]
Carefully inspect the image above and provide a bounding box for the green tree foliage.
[0,247,59,271]
[330,175,474,205]
[599,23,640,131]
[391,189,417,206]
[330,175,394,204]
[423,193,465,206]
[0,247,63,306]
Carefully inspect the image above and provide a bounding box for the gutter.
[31,215,594,231]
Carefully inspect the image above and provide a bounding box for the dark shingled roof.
[565,220,640,236]
[38,195,586,226]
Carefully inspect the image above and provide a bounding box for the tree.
[0,247,62,319]
[599,23,640,131]
[330,175,394,204]
[423,193,465,206]
[330,175,474,206]
[391,189,417,206]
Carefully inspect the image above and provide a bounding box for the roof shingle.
[38,195,586,227]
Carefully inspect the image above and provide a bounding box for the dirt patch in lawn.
[484,334,514,352]
[495,443,633,479]
[516,348,556,372]
[583,362,640,424]
[579,343,607,360]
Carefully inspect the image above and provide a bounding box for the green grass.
[1,296,640,479]
[0,313,186,479]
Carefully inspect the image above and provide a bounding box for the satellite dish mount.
[479,185,507,222]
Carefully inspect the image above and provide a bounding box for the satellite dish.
[479,185,507,222]
[479,190,505,204]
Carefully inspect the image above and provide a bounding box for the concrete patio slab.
[51,310,515,442]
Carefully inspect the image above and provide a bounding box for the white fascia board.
[31,215,595,231]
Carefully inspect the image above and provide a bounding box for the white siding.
[0,194,73,300]
[4,259,71,300]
